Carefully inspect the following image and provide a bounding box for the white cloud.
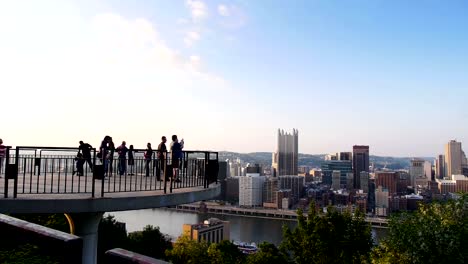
[0,4,227,146]
[185,0,207,21]
[218,5,230,17]
[184,30,201,46]
[218,4,247,29]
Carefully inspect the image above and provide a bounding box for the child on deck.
[73,153,85,176]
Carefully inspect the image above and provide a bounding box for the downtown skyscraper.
[272,129,298,176]
[353,145,370,188]
[445,140,463,177]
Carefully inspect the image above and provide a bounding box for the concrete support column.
[71,212,104,264]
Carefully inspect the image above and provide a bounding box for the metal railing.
[1,146,219,198]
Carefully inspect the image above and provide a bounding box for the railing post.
[14,148,19,198]
[4,147,10,198]
[91,148,96,198]
[163,151,167,194]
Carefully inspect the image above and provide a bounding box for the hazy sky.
[1,0,467,157]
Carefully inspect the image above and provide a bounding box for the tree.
[97,215,129,263]
[127,225,172,260]
[207,240,245,264]
[281,203,373,264]
[372,194,468,264]
[246,242,289,264]
[166,235,210,264]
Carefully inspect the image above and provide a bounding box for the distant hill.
[218,151,434,170]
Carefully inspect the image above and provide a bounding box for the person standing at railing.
[170,135,183,183]
[156,136,167,182]
[73,153,85,176]
[108,137,115,176]
[99,135,111,176]
[0,139,5,176]
[78,141,93,172]
[128,145,136,176]
[116,141,128,176]
[144,143,153,177]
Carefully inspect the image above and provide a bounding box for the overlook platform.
[0,146,220,264]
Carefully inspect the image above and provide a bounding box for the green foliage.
[97,215,129,262]
[0,244,59,264]
[372,194,468,264]
[166,235,210,264]
[127,225,172,260]
[11,213,69,233]
[281,202,373,264]
[246,242,289,264]
[207,240,245,264]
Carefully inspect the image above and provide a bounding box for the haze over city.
[1,0,467,156]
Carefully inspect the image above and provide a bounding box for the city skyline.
[1,1,468,156]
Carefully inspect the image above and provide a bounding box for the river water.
[110,208,387,245]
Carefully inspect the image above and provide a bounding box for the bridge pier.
[71,212,104,264]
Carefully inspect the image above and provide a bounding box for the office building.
[436,179,457,194]
[346,172,354,190]
[276,189,291,209]
[183,218,230,243]
[321,160,353,186]
[272,129,298,176]
[435,155,445,179]
[453,174,468,192]
[325,154,337,161]
[337,152,352,161]
[246,164,262,175]
[239,174,265,207]
[445,140,463,177]
[375,186,389,216]
[225,177,240,203]
[409,159,425,187]
[331,171,341,190]
[278,175,304,202]
[360,172,369,193]
[353,146,370,188]
[262,177,279,207]
[375,171,397,194]
[417,161,432,186]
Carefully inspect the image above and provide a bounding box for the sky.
[1,0,467,157]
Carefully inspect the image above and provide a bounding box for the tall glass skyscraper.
[272,129,298,176]
[353,145,370,188]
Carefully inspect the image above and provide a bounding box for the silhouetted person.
[78,141,93,172]
[116,141,128,176]
[73,153,85,176]
[99,136,111,175]
[144,143,153,177]
[108,137,115,176]
[156,136,167,181]
[0,139,5,176]
[128,145,136,175]
[170,135,183,182]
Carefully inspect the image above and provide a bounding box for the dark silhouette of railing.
[1,146,218,198]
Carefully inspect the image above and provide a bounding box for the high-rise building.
[321,160,353,186]
[337,152,352,161]
[423,161,433,182]
[262,177,279,207]
[353,146,370,188]
[375,171,397,194]
[435,155,445,179]
[225,177,240,203]
[245,164,262,175]
[346,172,354,190]
[360,172,369,193]
[272,129,298,176]
[375,186,389,216]
[445,140,463,177]
[453,174,468,192]
[409,158,425,187]
[332,171,341,190]
[239,174,265,207]
[183,218,230,243]
[278,175,304,202]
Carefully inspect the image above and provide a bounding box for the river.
[109,208,387,245]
